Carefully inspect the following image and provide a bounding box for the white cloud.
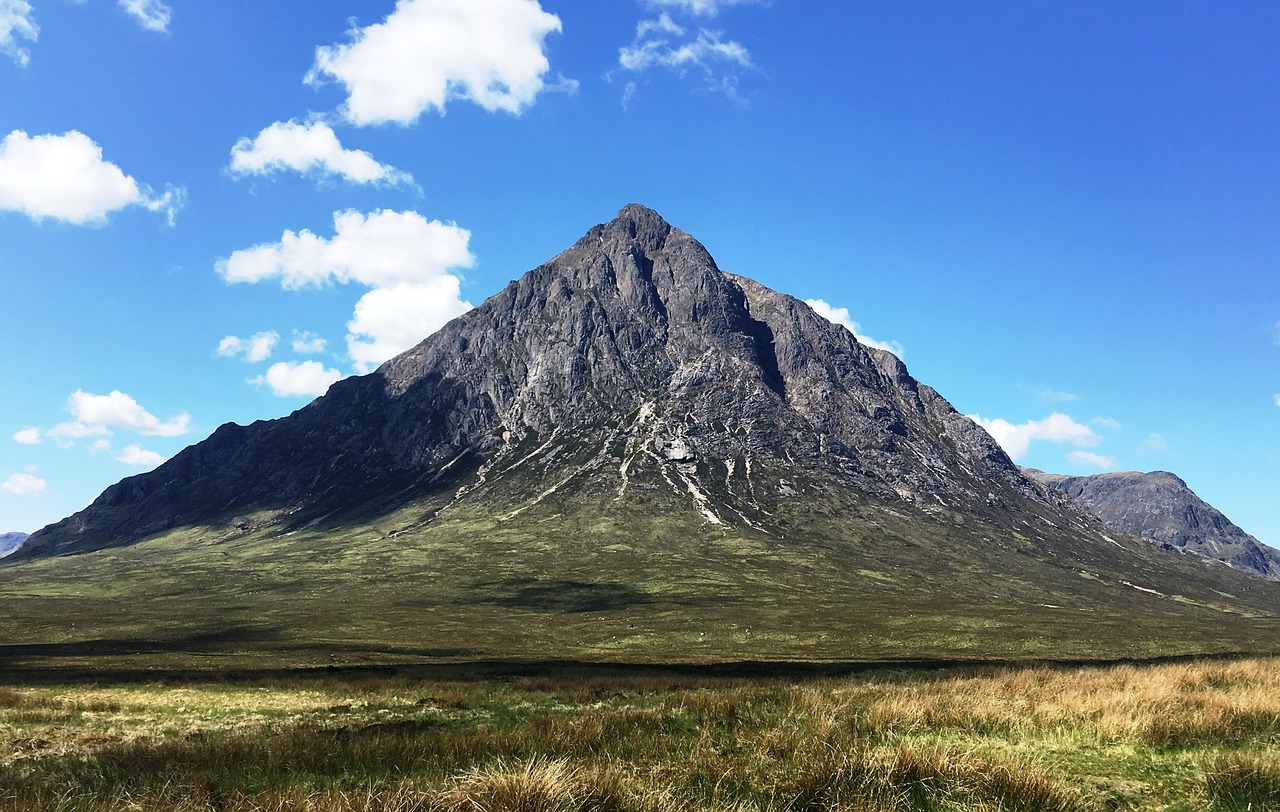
[12,427,40,445]
[218,209,473,289]
[1141,433,1168,453]
[117,0,170,32]
[1,472,46,497]
[307,0,570,126]
[47,420,111,446]
[219,209,475,372]
[1067,451,1119,471]
[89,438,112,453]
[1092,416,1121,430]
[0,0,37,66]
[217,331,279,363]
[347,279,472,371]
[1032,387,1078,404]
[292,330,327,354]
[1274,394,1280,407]
[252,361,345,398]
[804,299,904,357]
[116,443,166,468]
[620,19,750,74]
[0,130,184,225]
[229,119,414,187]
[643,0,760,15]
[968,412,1100,462]
[64,389,190,438]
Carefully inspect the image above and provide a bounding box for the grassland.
[0,657,1278,810]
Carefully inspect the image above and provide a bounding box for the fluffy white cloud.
[643,0,759,15]
[347,279,472,371]
[1,472,46,496]
[0,130,184,225]
[12,427,40,445]
[1067,451,1119,471]
[805,299,904,357]
[116,443,166,467]
[0,0,37,66]
[218,209,473,289]
[1092,417,1121,429]
[307,0,570,125]
[217,331,279,363]
[219,209,475,372]
[229,120,413,186]
[252,361,345,398]
[1274,394,1280,407]
[968,412,1100,462]
[292,331,327,354]
[117,0,170,32]
[63,389,190,438]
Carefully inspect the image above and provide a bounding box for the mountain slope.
[1025,469,1280,581]
[4,205,1278,669]
[0,533,26,558]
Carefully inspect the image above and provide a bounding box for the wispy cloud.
[0,0,37,67]
[117,0,171,33]
[1067,451,1119,471]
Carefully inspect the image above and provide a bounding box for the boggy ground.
[0,658,1278,811]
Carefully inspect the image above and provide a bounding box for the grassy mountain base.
[2,477,1278,674]
[1,658,1279,810]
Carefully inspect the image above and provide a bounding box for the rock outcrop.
[1025,469,1280,581]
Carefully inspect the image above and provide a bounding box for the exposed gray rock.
[20,205,1098,559]
[0,532,28,558]
[1025,468,1280,581]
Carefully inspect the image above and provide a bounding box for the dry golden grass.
[0,657,1277,810]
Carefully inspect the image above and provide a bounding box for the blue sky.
[2,0,1278,547]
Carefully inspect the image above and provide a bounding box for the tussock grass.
[1206,754,1280,810]
[0,657,1277,811]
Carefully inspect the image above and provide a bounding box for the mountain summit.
[11,205,1279,665]
[25,204,1054,554]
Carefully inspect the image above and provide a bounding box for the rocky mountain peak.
[1025,468,1280,581]
[23,206,1083,558]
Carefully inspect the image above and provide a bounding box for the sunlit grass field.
[0,657,1278,810]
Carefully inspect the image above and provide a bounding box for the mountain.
[0,533,26,558]
[1024,469,1280,581]
[4,205,1278,668]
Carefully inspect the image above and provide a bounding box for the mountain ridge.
[1024,468,1280,581]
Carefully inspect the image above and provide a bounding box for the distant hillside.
[0,533,28,558]
[1025,469,1280,581]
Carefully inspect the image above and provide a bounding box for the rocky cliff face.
[22,204,1078,558]
[0,533,26,558]
[1025,469,1280,581]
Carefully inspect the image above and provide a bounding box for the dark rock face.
[23,206,1091,558]
[0,533,27,558]
[1025,469,1280,581]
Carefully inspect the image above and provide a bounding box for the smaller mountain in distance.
[1025,469,1280,581]
[0,533,28,559]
